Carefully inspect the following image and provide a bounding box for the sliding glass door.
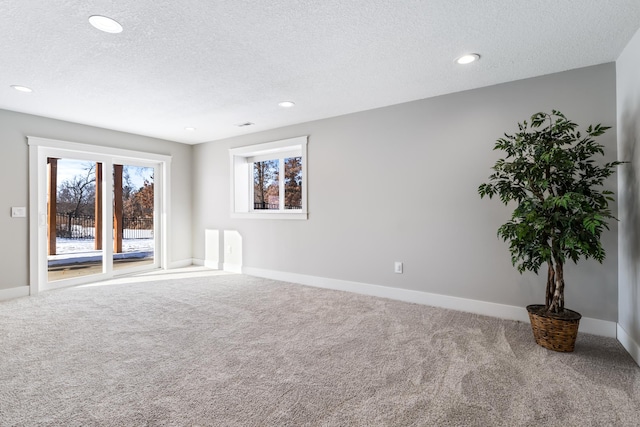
[29,137,169,293]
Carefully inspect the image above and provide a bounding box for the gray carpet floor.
[0,269,638,426]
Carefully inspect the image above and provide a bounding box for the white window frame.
[229,136,308,220]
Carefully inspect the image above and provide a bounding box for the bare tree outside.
[254,160,279,209]
[57,162,96,217]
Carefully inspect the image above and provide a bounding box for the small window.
[230,136,307,219]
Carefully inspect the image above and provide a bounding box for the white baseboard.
[169,259,196,269]
[243,267,617,338]
[0,286,30,301]
[579,317,618,338]
[617,324,640,366]
[192,258,205,266]
[224,263,242,274]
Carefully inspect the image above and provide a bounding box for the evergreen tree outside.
[284,156,302,209]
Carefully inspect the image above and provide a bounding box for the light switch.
[11,207,26,218]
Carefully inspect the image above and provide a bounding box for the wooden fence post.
[94,163,103,250]
[113,164,123,254]
[47,158,57,256]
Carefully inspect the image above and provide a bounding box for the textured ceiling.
[1,1,640,145]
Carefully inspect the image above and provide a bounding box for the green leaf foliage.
[478,111,621,275]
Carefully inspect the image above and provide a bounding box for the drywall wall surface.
[617,28,640,350]
[0,109,192,290]
[193,63,618,321]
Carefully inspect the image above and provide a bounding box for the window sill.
[231,211,308,220]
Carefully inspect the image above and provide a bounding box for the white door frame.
[28,136,172,294]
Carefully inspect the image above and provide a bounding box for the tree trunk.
[548,260,565,313]
[545,262,555,308]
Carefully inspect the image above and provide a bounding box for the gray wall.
[0,109,192,290]
[192,63,619,321]
[617,28,640,347]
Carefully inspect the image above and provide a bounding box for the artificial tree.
[478,110,620,318]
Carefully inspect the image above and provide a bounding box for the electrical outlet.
[394,261,403,274]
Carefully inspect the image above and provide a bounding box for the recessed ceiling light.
[10,85,33,93]
[456,54,480,65]
[278,101,295,108]
[184,127,196,131]
[89,15,123,34]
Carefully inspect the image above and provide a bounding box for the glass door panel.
[112,163,155,272]
[47,158,104,282]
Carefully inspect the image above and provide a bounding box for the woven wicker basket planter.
[526,304,582,352]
